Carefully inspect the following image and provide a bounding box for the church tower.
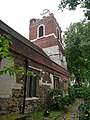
[29,11,67,69]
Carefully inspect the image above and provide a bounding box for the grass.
[0,113,27,120]
[31,110,62,120]
[0,111,62,120]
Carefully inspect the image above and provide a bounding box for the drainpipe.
[22,57,28,114]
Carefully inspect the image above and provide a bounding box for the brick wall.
[29,14,60,40]
[29,26,37,40]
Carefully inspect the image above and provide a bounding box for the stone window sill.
[25,97,39,100]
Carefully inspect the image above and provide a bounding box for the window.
[53,76,60,89]
[39,26,44,37]
[26,68,39,98]
[57,29,59,40]
[37,24,45,38]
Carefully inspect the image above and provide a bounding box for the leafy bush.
[47,88,62,97]
[45,88,62,110]
[52,96,63,110]
[75,86,90,102]
[47,88,76,111]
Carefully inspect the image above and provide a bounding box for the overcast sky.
[0,0,84,39]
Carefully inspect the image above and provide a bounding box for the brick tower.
[29,12,67,69]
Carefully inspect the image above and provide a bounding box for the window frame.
[37,24,45,38]
[56,28,60,40]
[26,67,40,98]
[53,75,60,89]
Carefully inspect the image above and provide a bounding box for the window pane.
[29,75,32,97]
[54,76,59,88]
[39,26,43,37]
[57,29,59,39]
[32,76,36,97]
[26,69,39,98]
[26,75,32,97]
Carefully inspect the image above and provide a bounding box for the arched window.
[37,24,45,38]
[39,26,44,37]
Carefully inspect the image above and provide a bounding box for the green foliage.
[0,113,26,120]
[0,34,34,77]
[69,86,90,104]
[48,88,62,96]
[0,34,16,75]
[68,86,76,103]
[26,71,36,77]
[59,0,90,20]
[0,112,61,120]
[47,88,75,111]
[50,95,74,111]
[52,96,63,110]
[32,111,61,120]
[63,21,90,85]
[75,86,90,102]
[0,34,10,59]
[80,109,90,120]
[46,88,63,110]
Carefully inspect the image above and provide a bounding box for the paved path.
[56,99,82,120]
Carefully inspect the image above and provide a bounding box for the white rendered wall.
[0,58,22,98]
[43,46,67,69]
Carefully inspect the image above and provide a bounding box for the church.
[0,11,69,114]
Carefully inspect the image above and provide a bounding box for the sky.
[0,0,84,39]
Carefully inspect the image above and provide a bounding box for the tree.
[59,0,90,20]
[75,86,90,102]
[63,21,90,86]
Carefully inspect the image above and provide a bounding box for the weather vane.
[40,9,50,16]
